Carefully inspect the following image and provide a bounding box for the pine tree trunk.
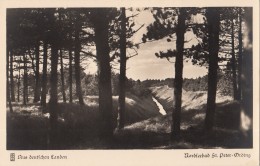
[23,54,28,105]
[74,14,84,105]
[7,50,9,100]
[204,8,220,131]
[10,49,15,102]
[93,9,114,138]
[231,20,238,100]
[237,8,243,101]
[49,44,58,130]
[7,48,13,113]
[33,42,40,103]
[118,7,126,129]
[69,43,73,103]
[41,42,48,110]
[240,8,253,139]
[48,10,59,149]
[171,8,186,139]
[17,58,21,102]
[60,49,66,103]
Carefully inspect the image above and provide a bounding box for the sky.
[86,9,208,81]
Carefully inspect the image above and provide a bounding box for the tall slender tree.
[230,19,238,100]
[48,9,59,148]
[74,12,84,105]
[204,8,220,131]
[240,7,253,137]
[68,37,73,103]
[7,48,13,113]
[41,42,48,109]
[23,53,28,105]
[142,8,192,138]
[237,8,243,101]
[17,58,21,102]
[171,8,186,139]
[10,49,15,102]
[118,7,127,129]
[60,49,67,103]
[33,42,41,102]
[92,8,114,137]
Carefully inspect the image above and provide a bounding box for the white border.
[0,1,259,166]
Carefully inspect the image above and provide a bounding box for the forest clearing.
[7,85,251,149]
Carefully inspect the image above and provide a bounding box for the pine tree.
[74,11,84,105]
[204,8,220,131]
[118,7,127,129]
[41,41,48,110]
[10,49,15,102]
[92,8,114,138]
[23,54,28,105]
[33,42,41,103]
[60,49,67,103]
[7,48,13,113]
[171,8,186,139]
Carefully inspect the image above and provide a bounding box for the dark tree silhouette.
[142,8,190,138]
[47,9,59,148]
[60,49,67,103]
[17,57,21,102]
[240,7,253,139]
[74,12,84,105]
[92,9,114,138]
[7,48,13,113]
[230,18,238,100]
[68,37,73,103]
[33,42,41,103]
[41,42,48,110]
[237,8,243,101]
[23,53,28,105]
[118,7,127,129]
[171,8,186,139]
[204,8,220,131]
[10,49,15,102]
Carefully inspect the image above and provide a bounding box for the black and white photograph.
[1,0,259,165]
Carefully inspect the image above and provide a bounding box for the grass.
[6,87,252,149]
[7,93,160,150]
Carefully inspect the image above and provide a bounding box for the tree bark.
[74,13,84,105]
[17,57,21,102]
[7,48,13,113]
[93,9,114,138]
[240,8,253,140]
[231,19,238,100]
[10,49,15,102]
[48,10,59,149]
[204,8,220,131]
[33,42,41,103]
[69,41,73,103]
[171,8,186,139]
[237,8,243,101]
[118,7,126,129]
[60,49,66,103]
[23,54,28,105]
[49,44,58,130]
[41,42,48,110]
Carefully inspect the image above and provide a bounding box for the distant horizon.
[84,10,208,81]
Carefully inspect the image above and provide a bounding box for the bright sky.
[86,9,208,81]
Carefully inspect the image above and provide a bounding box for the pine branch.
[126,13,139,19]
[134,39,158,46]
[80,50,96,58]
[166,57,175,63]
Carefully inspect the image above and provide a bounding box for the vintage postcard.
[0,0,259,165]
